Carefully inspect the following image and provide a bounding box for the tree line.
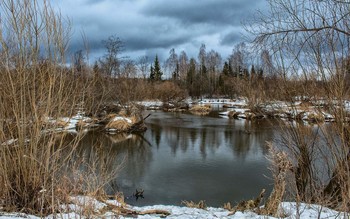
[73,36,279,99]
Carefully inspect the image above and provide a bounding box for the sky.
[53,0,268,64]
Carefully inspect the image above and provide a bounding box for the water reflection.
[75,110,278,207]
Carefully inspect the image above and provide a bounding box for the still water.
[76,110,279,207]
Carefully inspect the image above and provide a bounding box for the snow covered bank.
[43,112,96,133]
[137,98,340,123]
[0,197,347,219]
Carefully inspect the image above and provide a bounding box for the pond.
[75,109,279,207]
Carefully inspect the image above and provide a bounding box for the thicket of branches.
[248,0,350,214]
[0,0,118,215]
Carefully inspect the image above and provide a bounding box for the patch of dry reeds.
[181,200,207,210]
[189,104,212,115]
[0,0,121,216]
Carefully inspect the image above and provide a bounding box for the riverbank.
[0,196,346,218]
[139,97,349,124]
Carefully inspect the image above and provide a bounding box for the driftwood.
[139,209,171,217]
[102,201,170,217]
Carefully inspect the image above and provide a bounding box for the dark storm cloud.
[141,0,259,26]
[220,31,244,46]
[55,0,267,61]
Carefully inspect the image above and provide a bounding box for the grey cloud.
[141,0,260,26]
[220,31,243,46]
[57,0,267,62]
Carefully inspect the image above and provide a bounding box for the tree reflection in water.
[63,111,279,207]
[61,130,153,196]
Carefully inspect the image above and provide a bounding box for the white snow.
[136,101,163,110]
[197,98,248,107]
[111,116,132,124]
[0,199,347,219]
[1,139,18,146]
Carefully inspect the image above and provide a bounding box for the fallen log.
[139,209,171,217]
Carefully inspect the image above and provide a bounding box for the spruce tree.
[153,55,163,81]
[222,61,230,76]
[149,64,155,81]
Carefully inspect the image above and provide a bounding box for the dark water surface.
[77,110,278,207]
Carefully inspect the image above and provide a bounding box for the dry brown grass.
[223,202,234,211]
[56,119,70,128]
[189,104,212,115]
[0,0,121,216]
[258,143,292,216]
[190,104,211,111]
[228,189,265,215]
[181,200,207,209]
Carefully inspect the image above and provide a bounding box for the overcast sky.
[53,0,267,64]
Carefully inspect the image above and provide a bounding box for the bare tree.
[122,59,137,78]
[207,49,222,95]
[99,35,124,77]
[165,48,179,80]
[198,43,207,67]
[260,49,275,79]
[73,49,86,73]
[178,50,189,81]
[250,0,350,211]
[137,55,149,79]
[207,49,222,73]
[197,44,207,98]
[230,42,249,78]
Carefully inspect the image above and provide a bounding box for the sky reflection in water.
[78,110,278,207]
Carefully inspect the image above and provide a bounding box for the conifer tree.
[149,64,155,81]
[153,55,163,81]
[222,61,230,76]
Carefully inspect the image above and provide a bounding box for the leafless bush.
[0,0,118,215]
[249,0,350,213]
[259,142,292,216]
[153,81,188,102]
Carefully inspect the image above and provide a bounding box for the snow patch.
[0,200,347,219]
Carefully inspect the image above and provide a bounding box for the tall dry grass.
[0,0,115,216]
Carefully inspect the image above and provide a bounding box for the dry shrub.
[228,189,265,215]
[223,202,233,211]
[154,81,187,103]
[307,112,325,123]
[0,0,119,216]
[189,104,211,116]
[190,104,212,112]
[181,200,207,210]
[114,192,126,207]
[118,109,128,117]
[259,142,292,216]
